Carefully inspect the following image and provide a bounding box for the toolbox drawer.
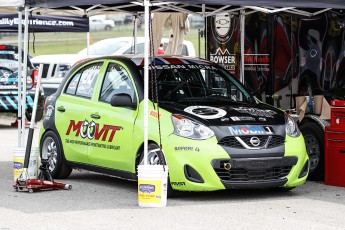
[331,108,345,127]
[325,146,345,187]
[325,127,345,148]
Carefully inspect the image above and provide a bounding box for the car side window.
[65,62,102,98]
[99,63,135,103]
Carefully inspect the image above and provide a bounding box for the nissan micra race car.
[40,55,309,193]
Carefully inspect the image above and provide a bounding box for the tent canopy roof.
[25,0,345,10]
[23,1,345,18]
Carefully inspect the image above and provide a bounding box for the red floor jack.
[12,64,72,193]
[13,160,72,193]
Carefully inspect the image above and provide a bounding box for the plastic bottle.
[308,96,314,113]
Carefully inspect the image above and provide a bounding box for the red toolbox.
[325,126,345,187]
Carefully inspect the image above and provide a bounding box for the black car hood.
[160,100,287,158]
[159,100,285,126]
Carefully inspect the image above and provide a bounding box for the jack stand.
[13,160,72,193]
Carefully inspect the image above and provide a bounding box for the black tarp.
[25,0,345,10]
[0,13,89,32]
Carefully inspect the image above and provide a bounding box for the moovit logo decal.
[66,120,122,142]
[184,106,227,119]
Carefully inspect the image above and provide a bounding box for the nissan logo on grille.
[250,137,261,147]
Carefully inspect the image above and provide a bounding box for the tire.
[300,122,324,181]
[25,96,44,122]
[105,25,112,30]
[26,108,44,122]
[137,143,174,197]
[40,130,72,179]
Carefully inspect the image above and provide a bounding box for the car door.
[87,61,139,173]
[55,61,103,164]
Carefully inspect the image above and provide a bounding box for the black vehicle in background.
[0,44,44,121]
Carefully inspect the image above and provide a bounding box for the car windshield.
[145,64,254,105]
[78,40,128,55]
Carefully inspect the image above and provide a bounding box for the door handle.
[57,106,65,112]
[90,114,101,119]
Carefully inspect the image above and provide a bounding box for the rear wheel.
[138,143,174,197]
[300,122,324,181]
[41,130,72,179]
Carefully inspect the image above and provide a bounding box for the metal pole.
[143,0,150,165]
[86,32,90,56]
[240,10,245,84]
[134,15,138,54]
[17,7,23,147]
[202,4,206,59]
[21,6,29,147]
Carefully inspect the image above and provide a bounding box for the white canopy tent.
[4,0,345,162]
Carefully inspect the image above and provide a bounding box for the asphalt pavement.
[1,115,345,230]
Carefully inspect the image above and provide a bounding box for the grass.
[2,24,205,58]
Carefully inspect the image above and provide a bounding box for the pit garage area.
[0,116,345,229]
[1,0,345,229]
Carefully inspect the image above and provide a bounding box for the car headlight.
[171,114,214,140]
[285,115,300,137]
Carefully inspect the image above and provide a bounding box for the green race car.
[40,55,309,192]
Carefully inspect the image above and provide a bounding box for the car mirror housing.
[110,93,136,109]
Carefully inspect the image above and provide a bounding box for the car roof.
[80,54,214,66]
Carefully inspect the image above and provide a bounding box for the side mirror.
[110,93,136,109]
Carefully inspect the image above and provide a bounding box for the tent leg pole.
[134,15,138,54]
[86,32,90,56]
[240,10,245,84]
[17,7,23,147]
[21,6,29,147]
[143,0,150,165]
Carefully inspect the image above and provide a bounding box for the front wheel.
[300,122,324,181]
[40,130,72,179]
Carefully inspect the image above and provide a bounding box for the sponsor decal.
[139,184,156,193]
[45,105,54,121]
[210,48,236,72]
[244,54,270,72]
[66,119,122,142]
[228,125,274,136]
[171,182,186,186]
[150,110,162,119]
[208,13,239,74]
[232,107,277,118]
[138,180,162,203]
[184,106,227,119]
[212,13,237,44]
[230,116,255,121]
[13,162,23,170]
[65,119,122,150]
[174,147,200,152]
[149,64,217,70]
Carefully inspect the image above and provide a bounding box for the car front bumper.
[163,134,308,191]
